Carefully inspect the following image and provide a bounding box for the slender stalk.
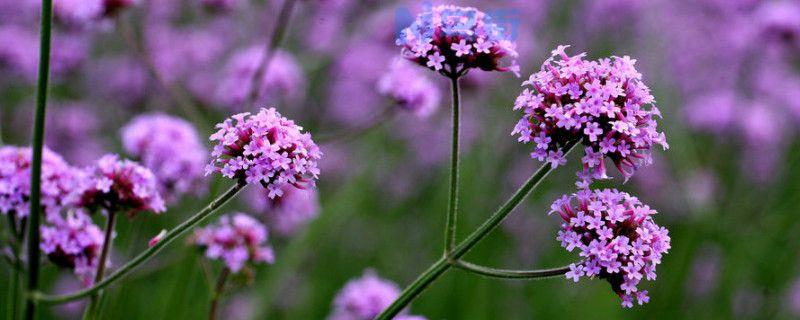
[24,0,53,317]
[82,211,117,320]
[453,260,570,280]
[245,0,297,107]
[33,182,246,304]
[444,75,461,254]
[376,140,579,320]
[208,268,230,320]
[7,268,19,320]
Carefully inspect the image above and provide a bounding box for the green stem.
[376,140,579,320]
[32,182,246,304]
[82,211,117,320]
[453,260,570,280]
[245,0,297,107]
[444,75,461,254]
[7,268,19,320]
[208,267,230,320]
[24,0,53,317]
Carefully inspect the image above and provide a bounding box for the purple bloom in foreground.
[207,108,322,198]
[192,213,274,272]
[512,45,667,186]
[551,188,671,308]
[121,113,207,203]
[76,154,165,215]
[377,59,441,118]
[396,5,519,76]
[329,270,426,320]
[40,211,105,286]
[246,184,319,236]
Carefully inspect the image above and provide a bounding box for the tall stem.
[245,0,297,107]
[33,183,246,304]
[82,211,117,320]
[24,0,53,317]
[208,267,230,320]
[444,75,461,254]
[376,140,579,320]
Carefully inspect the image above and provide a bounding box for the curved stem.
[453,260,570,280]
[208,267,230,320]
[24,0,53,317]
[82,211,117,320]
[33,183,246,304]
[376,140,579,320]
[245,0,297,107]
[444,75,461,254]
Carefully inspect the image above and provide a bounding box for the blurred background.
[2,0,800,319]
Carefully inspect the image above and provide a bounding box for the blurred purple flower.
[683,90,739,135]
[377,59,441,118]
[40,211,105,286]
[686,245,722,299]
[329,269,426,320]
[214,47,305,111]
[786,277,800,316]
[200,0,239,13]
[192,213,274,272]
[87,57,147,107]
[0,26,88,83]
[76,154,166,215]
[245,184,319,236]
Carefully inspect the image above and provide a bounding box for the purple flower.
[76,154,166,215]
[40,211,105,286]
[512,45,667,186]
[200,0,238,13]
[329,269,426,320]
[214,47,305,111]
[207,108,322,198]
[245,184,319,236]
[396,5,519,76]
[683,90,739,135]
[121,113,207,203]
[754,0,800,49]
[787,277,800,316]
[551,188,671,308]
[192,213,274,272]
[51,0,137,27]
[377,59,441,118]
[0,146,82,222]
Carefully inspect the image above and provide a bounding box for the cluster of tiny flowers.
[0,146,81,221]
[512,45,668,187]
[246,184,319,236]
[206,108,322,198]
[329,270,426,320]
[396,5,519,76]
[550,188,671,308]
[121,113,207,203]
[377,59,441,118]
[40,211,105,286]
[76,154,166,215]
[192,213,274,272]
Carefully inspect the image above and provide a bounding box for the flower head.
[550,188,671,308]
[329,270,426,320]
[40,211,105,286]
[377,59,441,118]
[512,45,667,186]
[396,5,519,76]
[121,113,207,203]
[245,184,319,236]
[192,213,274,272]
[207,108,322,198]
[76,154,165,215]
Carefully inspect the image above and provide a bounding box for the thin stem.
[444,75,461,254]
[33,182,246,304]
[208,267,230,320]
[82,211,117,320]
[376,140,580,320]
[24,0,53,317]
[245,0,297,107]
[7,268,19,320]
[453,260,571,280]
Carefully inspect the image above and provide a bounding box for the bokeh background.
[2,0,800,319]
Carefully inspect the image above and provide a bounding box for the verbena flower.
[215,47,305,111]
[206,108,322,198]
[0,146,81,222]
[192,213,274,272]
[121,113,207,203]
[512,45,667,187]
[245,184,319,236]
[329,270,426,320]
[377,58,441,118]
[76,154,165,215]
[40,211,105,286]
[550,188,671,308]
[396,5,519,76]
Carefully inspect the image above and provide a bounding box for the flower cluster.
[550,188,671,308]
[396,5,519,76]
[245,184,319,236]
[512,45,668,187]
[192,213,274,272]
[40,211,105,286]
[0,146,81,221]
[329,270,426,320]
[214,47,305,111]
[206,108,322,198]
[76,154,166,215]
[121,113,207,202]
[377,59,441,118]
